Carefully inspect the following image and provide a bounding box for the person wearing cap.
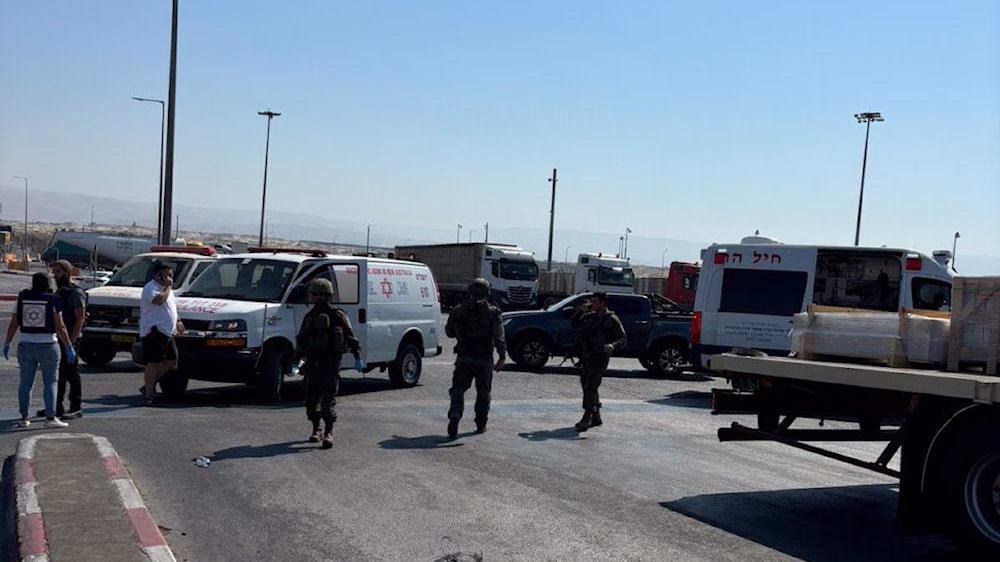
[444,278,506,438]
[295,277,363,449]
[38,260,87,419]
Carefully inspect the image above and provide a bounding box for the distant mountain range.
[1,185,997,275]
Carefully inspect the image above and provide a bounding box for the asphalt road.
[0,315,962,561]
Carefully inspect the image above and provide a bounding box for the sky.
[1,1,998,261]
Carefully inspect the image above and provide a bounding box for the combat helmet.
[308,278,334,297]
[468,278,490,298]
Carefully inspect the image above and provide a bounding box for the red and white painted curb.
[15,433,176,562]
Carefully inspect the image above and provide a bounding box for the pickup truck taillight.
[690,311,702,345]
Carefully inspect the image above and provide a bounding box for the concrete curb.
[14,433,176,562]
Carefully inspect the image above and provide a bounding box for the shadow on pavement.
[378,435,465,449]
[661,483,959,562]
[518,427,585,441]
[80,358,142,374]
[210,441,318,461]
[647,390,712,409]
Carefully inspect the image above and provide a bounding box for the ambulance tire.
[389,343,422,388]
[258,350,286,402]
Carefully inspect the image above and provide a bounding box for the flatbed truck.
[710,353,1000,557]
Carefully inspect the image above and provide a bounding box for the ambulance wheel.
[80,341,116,367]
[258,350,286,402]
[160,372,189,401]
[389,344,422,388]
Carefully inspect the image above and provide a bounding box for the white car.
[167,250,443,401]
[80,246,218,366]
[73,270,114,290]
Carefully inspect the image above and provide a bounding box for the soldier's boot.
[574,411,593,432]
[447,418,460,439]
[308,428,322,443]
[321,432,333,449]
[591,408,603,428]
[474,420,487,434]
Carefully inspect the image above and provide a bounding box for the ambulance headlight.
[208,319,247,332]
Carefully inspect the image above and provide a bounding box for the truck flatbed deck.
[710,354,1000,403]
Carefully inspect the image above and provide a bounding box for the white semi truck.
[537,253,635,307]
[394,243,538,310]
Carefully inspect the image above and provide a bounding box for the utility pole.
[952,232,961,272]
[853,111,884,246]
[14,176,27,261]
[366,225,372,255]
[623,228,632,260]
[175,214,179,241]
[547,168,557,270]
[160,0,179,246]
[484,222,489,243]
[257,109,281,246]
[131,97,166,240]
[618,236,624,258]
[456,224,462,243]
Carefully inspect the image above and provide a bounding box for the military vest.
[455,300,495,358]
[299,308,347,357]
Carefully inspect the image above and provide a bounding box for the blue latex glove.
[3,343,9,361]
[66,345,77,365]
[354,358,365,371]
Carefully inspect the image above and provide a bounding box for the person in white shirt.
[139,263,184,405]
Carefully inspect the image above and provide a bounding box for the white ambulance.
[80,246,218,366]
[690,237,953,370]
[165,249,442,401]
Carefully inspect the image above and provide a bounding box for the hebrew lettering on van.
[770,254,781,264]
[731,253,743,263]
[395,281,409,296]
[368,281,377,296]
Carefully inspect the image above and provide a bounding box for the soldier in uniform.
[296,278,363,449]
[445,278,506,438]
[571,292,626,432]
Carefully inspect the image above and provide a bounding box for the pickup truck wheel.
[943,430,1000,557]
[80,340,116,367]
[160,371,189,401]
[389,344,422,388]
[513,335,550,371]
[258,350,286,402]
[651,341,687,376]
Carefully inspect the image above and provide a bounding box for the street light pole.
[13,176,27,261]
[131,97,165,241]
[661,247,669,271]
[484,222,489,243]
[853,111,884,246]
[366,225,372,255]
[547,168,557,271]
[952,232,961,272]
[456,224,462,243]
[618,236,624,257]
[160,0,179,246]
[624,228,632,260]
[257,110,281,247]
[564,246,571,264]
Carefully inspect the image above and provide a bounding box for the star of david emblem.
[26,309,43,324]
[380,278,393,298]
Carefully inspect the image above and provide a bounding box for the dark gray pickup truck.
[502,293,693,375]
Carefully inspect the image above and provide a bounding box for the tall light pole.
[366,225,372,255]
[456,224,462,243]
[468,230,477,243]
[564,246,571,264]
[618,236,624,257]
[661,247,669,271]
[13,176,27,261]
[257,109,281,246]
[623,228,632,260]
[131,97,165,240]
[952,232,961,272]
[160,0,179,246]
[546,168,557,271]
[853,111,884,246]
[484,222,489,244]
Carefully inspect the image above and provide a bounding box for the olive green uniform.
[296,302,361,431]
[571,308,627,412]
[445,299,506,426]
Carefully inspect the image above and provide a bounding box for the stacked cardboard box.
[947,276,1000,375]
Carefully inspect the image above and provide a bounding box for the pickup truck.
[502,293,692,375]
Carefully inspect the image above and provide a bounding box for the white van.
[165,250,442,401]
[690,238,953,370]
[80,246,218,366]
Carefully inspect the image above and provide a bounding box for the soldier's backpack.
[455,301,494,356]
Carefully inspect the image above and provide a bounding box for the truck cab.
[79,246,217,366]
[482,245,539,309]
[690,237,954,370]
[575,253,635,294]
[166,249,442,401]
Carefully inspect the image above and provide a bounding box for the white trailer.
[710,353,1000,556]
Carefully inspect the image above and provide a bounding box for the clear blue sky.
[1,1,998,257]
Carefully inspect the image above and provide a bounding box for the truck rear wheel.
[258,350,287,402]
[943,429,1000,557]
[389,344,422,388]
[80,340,117,367]
[512,334,550,371]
